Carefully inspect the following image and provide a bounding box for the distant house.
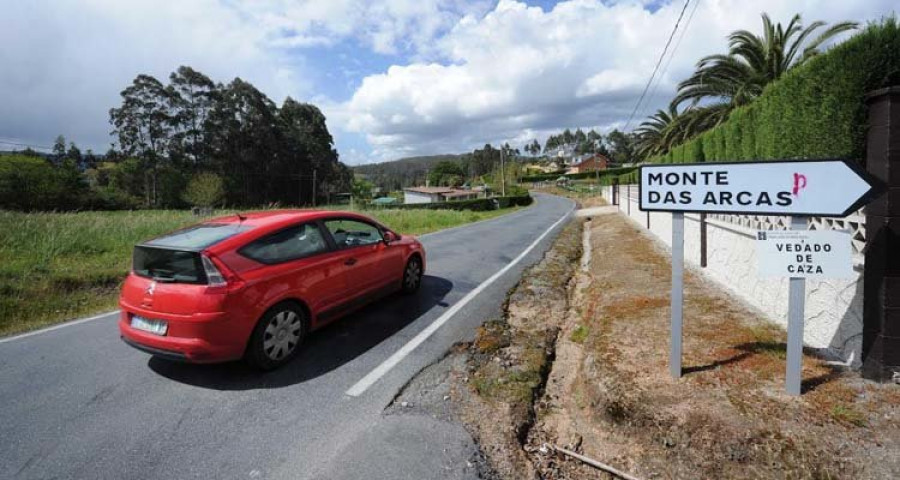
[567,154,610,174]
[403,187,480,204]
[371,196,398,206]
[524,162,560,174]
[545,143,576,159]
[442,190,480,201]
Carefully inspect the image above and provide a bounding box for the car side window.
[239,223,329,264]
[323,219,383,249]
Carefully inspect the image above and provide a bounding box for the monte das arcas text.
[646,170,794,207]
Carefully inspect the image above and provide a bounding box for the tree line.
[524,128,637,165]
[353,128,640,193]
[354,143,523,192]
[0,66,350,211]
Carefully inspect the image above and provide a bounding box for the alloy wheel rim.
[405,261,421,289]
[263,310,302,361]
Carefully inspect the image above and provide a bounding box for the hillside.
[352,154,462,190]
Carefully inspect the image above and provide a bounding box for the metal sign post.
[670,212,684,379]
[638,159,883,394]
[785,217,806,395]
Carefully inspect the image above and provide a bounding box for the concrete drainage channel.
[386,218,585,479]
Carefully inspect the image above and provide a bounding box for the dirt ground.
[526,212,900,480]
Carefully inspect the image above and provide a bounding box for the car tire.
[246,302,309,371]
[400,256,423,295]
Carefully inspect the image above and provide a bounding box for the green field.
[0,206,522,336]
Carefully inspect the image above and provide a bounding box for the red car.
[119,210,425,370]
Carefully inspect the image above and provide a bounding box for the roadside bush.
[85,186,143,210]
[505,184,529,196]
[182,172,224,207]
[646,19,900,165]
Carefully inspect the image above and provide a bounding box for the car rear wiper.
[152,276,176,283]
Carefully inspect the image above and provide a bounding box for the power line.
[0,138,54,151]
[640,0,701,119]
[623,0,693,132]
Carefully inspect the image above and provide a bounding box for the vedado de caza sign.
[639,159,879,217]
[756,230,853,279]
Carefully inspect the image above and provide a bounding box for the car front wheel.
[246,302,309,370]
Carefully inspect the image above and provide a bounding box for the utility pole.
[312,169,317,207]
[500,146,506,197]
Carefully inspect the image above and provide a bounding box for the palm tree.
[635,107,678,158]
[636,103,730,159]
[670,13,857,128]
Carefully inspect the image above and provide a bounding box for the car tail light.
[201,254,227,287]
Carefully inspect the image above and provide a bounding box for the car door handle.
[344,258,358,266]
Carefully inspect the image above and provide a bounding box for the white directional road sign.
[640,159,881,216]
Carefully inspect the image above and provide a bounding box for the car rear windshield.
[133,247,206,284]
[143,223,253,250]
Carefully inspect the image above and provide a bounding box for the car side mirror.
[384,231,400,244]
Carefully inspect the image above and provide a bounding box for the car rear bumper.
[120,336,190,362]
[118,304,245,363]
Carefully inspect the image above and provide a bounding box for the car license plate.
[131,315,168,336]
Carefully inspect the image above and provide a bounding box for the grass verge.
[0,205,524,337]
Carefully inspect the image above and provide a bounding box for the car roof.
[205,209,345,226]
[201,210,386,254]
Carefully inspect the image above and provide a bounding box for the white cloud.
[337,0,897,162]
[0,0,487,151]
[0,0,313,151]
[1,0,896,163]
[234,0,492,55]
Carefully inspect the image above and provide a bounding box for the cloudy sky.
[0,0,895,164]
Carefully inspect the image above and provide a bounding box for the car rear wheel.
[246,302,309,370]
[401,256,423,294]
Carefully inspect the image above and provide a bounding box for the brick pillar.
[863,86,900,381]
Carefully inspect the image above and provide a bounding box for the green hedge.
[377,194,533,211]
[615,170,639,185]
[646,20,900,165]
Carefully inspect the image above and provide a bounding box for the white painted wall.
[602,185,863,366]
[404,191,439,204]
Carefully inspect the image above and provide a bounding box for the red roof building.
[567,154,610,174]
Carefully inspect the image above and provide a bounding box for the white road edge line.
[345,202,575,397]
[0,310,119,344]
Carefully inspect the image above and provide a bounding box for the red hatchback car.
[119,210,425,370]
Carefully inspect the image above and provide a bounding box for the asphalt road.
[0,193,574,480]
